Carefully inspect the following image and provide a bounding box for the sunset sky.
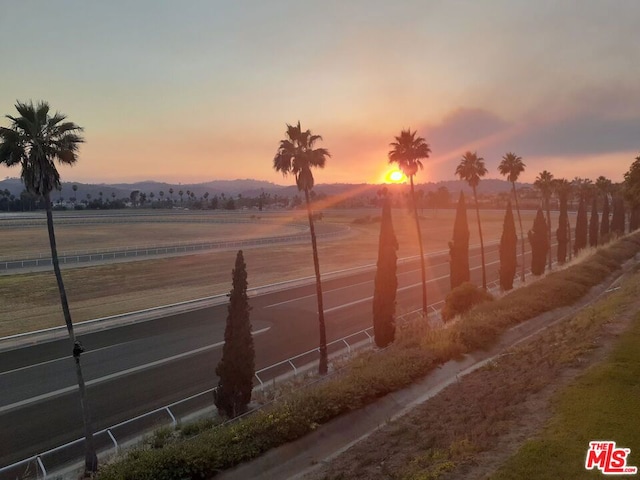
[1,1,639,186]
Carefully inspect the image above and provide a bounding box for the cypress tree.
[557,187,569,264]
[600,194,610,239]
[611,196,625,236]
[214,250,255,418]
[528,208,548,275]
[499,201,517,290]
[574,197,588,254]
[589,197,599,247]
[630,206,640,231]
[449,191,470,289]
[372,196,398,348]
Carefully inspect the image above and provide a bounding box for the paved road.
[0,242,521,467]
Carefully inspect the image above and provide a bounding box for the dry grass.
[0,208,543,337]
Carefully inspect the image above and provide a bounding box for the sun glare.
[385,169,406,183]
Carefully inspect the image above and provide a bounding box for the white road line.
[0,327,270,414]
[263,255,462,309]
[0,340,139,377]
[323,260,501,314]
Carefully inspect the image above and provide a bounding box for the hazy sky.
[1,1,639,185]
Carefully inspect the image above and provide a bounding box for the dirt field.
[0,208,547,336]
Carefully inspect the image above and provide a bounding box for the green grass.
[490,312,640,479]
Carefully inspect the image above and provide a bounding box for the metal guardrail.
[0,259,541,478]
[0,305,437,479]
[0,239,507,477]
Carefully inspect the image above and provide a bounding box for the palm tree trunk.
[473,186,487,290]
[410,176,428,315]
[511,182,525,283]
[546,199,552,270]
[45,193,98,474]
[304,188,328,375]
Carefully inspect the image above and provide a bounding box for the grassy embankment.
[96,231,640,480]
[0,209,530,336]
[490,300,640,479]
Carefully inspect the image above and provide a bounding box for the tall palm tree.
[534,170,554,270]
[498,152,526,282]
[0,101,98,473]
[273,121,331,375]
[388,129,431,314]
[455,151,488,290]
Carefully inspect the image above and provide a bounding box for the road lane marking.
[323,259,502,314]
[0,327,270,413]
[0,340,139,377]
[263,255,464,309]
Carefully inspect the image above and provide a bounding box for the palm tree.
[178,189,184,204]
[169,187,174,203]
[273,121,331,375]
[0,100,97,473]
[498,152,526,283]
[72,183,78,203]
[534,170,554,270]
[388,129,431,314]
[455,151,488,290]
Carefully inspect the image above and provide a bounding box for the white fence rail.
[0,305,438,480]
[0,227,349,271]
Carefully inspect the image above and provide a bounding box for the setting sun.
[385,169,406,183]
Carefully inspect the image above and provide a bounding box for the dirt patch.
[305,272,640,480]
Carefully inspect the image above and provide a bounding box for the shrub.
[441,282,494,322]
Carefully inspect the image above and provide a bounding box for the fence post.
[36,456,47,478]
[107,429,119,454]
[165,407,177,428]
[288,360,298,375]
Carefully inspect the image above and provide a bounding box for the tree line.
[3,101,640,475]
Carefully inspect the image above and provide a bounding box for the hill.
[0,177,521,201]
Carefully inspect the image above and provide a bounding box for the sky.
[1,0,639,186]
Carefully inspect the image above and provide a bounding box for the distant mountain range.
[0,177,527,200]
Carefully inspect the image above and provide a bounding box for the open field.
[0,208,551,337]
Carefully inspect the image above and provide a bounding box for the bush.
[442,282,494,322]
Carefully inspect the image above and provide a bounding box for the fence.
[0,226,349,271]
[0,305,438,480]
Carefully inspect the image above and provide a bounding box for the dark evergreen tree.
[449,191,470,289]
[589,197,599,247]
[556,183,569,264]
[574,197,588,254]
[630,206,640,231]
[499,201,517,290]
[600,194,610,239]
[611,196,625,236]
[528,208,548,276]
[214,250,255,418]
[372,196,398,348]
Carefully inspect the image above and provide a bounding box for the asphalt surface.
[0,242,515,467]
